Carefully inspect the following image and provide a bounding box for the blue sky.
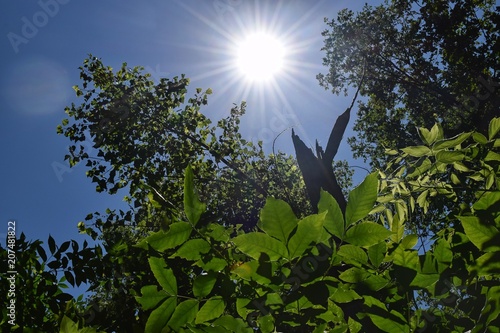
[0,1,371,252]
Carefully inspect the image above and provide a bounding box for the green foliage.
[318,0,500,168]
[129,118,500,332]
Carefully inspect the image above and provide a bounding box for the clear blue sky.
[0,1,371,250]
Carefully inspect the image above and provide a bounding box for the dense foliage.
[2,117,499,332]
[318,0,499,168]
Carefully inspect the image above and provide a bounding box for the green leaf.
[60,316,79,333]
[213,316,252,333]
[368,310,409,333]
[338,244,368,265]
[474,191,500,211]
[435,150,465,163]
[470,252,500,276]
[184,165,206,226]
[195,296,225,324]
[400,234,418,249]
[168,299,199,331]
[318,189,344,238]
[402,146,431,157]
[149,257,177,295]
[193,272,218,298]
[489,117,500,140]
[330,286,362,303]
[145,297,176,333]
[392,246,419,270]
[473,132,489,144]
[287,212,326,259]
[433,132,471,150]
[411,273,439,289]
[136,222,192,251]
[136,285,168,310]
[345,172,378,227]
[339,267,370,283]
[232,232,288,261]
[258,198,298,244]
[418,127,433,145]
[344,222,392,247]
[368,241,386,268]
[173,239,210,261]
[459,216,500,252]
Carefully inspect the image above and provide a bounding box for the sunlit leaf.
[258,198,298,244]
[287,212,325,259]
[459,216,500,252]
[344,222,392,247]
[184,165,206,226]
[319,189,345,238]
[195,296,225,324]
[149,257,177,295]
[345,172,378,227]
[232,232,287,261]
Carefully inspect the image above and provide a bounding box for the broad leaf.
[433,132,471,150]
[368,241,386,268]
[345,172,378,227]
[338,244,368,265]
[489,117,500,140]
[459,216,500,252]
[136,222,192,251]
[168,299,199,331]
[344,222,392,247]
[145,297,176,333]
[149,257,177,295]
[232,232,288,261]
[136,285,168,310]
[195,296,225,324]
[287,212,326,259]
[318,189,344,238]
[258,198,298,244]
[184,165,206,226]
[402,146,431,157]
[172,238,211,261]
[473,191,500,211]
[435,150,465,163]
[193,272,218,298]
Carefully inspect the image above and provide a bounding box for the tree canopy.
[318,0,499,168]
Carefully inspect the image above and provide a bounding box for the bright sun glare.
[236,32,285,82]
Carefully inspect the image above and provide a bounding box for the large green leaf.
[136,222,192,251]
[338,244,368,265]
[258,198,298,244]
[136,285,168,310]
[232,232,288,261]
[489,117,500,140]
[184,165,206,226]
[344,222,392,247]
[345,172,378,227]
[172,238,211,261]
[318,189,344,238]
[435,150,465,163]
[193,272,218,298]
[149,257,177,295]
[287,212,326,259]
[368,241,386,268]
[145,297,176,333]
[167,299,199,331]
[402,146,431,157]
[195,296,225,324]
[368,310,409,333]
[433,132,471,150]
[473,191,500,211]
[459,216,500,252]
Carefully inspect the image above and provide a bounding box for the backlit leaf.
[232,232,288,261]
[345,172,378,227]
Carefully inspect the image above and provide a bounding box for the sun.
[236,32,286,82]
